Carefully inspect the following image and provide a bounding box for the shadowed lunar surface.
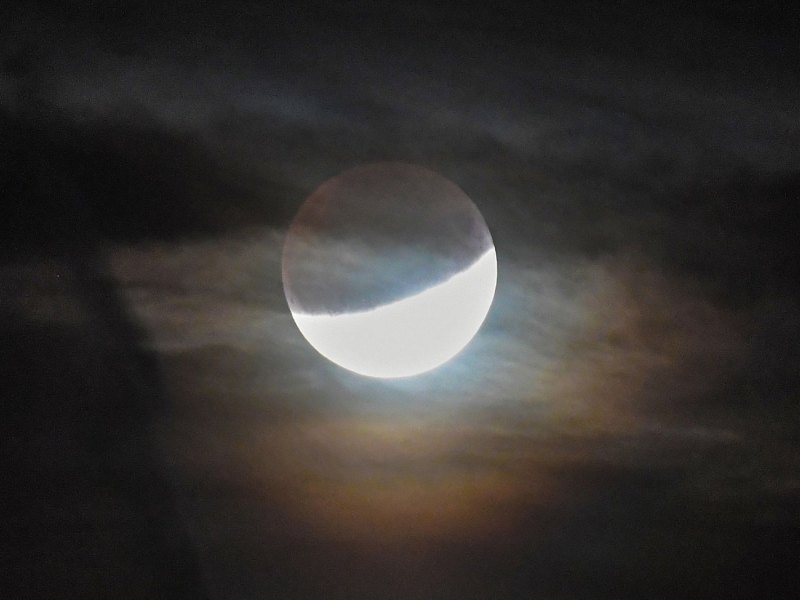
[282,162,495,314]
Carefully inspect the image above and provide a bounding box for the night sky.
[2,2,800,598]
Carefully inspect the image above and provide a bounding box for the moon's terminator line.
[283,162,497,378]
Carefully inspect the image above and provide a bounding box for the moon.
[282,162,497,378]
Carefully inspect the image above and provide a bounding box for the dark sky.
[2,2,800,598]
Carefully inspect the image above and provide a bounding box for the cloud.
[105,218,757,539]
[4,2,800,596]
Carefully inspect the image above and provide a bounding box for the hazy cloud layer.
[3,2,799,598]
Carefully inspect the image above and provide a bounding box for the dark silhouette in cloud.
[2,92,210,599]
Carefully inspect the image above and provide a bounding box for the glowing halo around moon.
[282,162,497,378]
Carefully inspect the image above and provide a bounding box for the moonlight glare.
[291,248,497,378]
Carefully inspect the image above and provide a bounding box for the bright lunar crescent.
[282,162,497,378]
